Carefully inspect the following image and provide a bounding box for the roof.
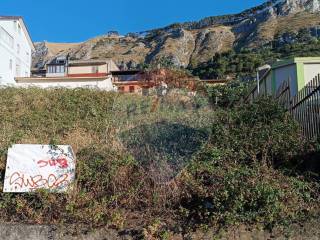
[272,57,320,69]
[47,56,67,66]
[0,16,21,20]
[0,16,35,51]
[257,56,320,81]
[111,70,141,75]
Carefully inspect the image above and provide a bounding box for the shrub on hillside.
[175,97,319,230]
[210,97,302,166]
[178,156,319,229]
[0,88,317,234]
[205,80,253,108]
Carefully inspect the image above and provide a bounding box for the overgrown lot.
[0,87,318,238]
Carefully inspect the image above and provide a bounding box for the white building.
[16,58,119,91]
[0,16,34,85]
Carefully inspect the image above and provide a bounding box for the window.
[47,65,65,74]
[57,65,65,73]
[17,44,20,54]
[48,66,53,73]
[9,59,13,70]
[16,64,21,76]
[129,86,135,93]
[0,27,14,48]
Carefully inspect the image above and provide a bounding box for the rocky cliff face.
[32,0,320,69]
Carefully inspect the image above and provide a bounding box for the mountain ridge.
[32,0,320,70]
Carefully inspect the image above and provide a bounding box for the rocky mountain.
[32,0,320,70]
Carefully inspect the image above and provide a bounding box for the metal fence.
[291,74,320,140]
[277,74,320,140]
[276,79,291,110]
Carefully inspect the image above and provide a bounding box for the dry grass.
[0,87,214,228]
[257,12,320,42]
[45,42,81,56]
[0,88,317,236]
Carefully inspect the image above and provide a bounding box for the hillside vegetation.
[192,30,320,79]
[0,87,319,238]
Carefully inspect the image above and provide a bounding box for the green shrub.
[210,97,302,166]
[205,80,253,107]
[0,87,317,233]
[176,96,319,230]
[179,156,319,229]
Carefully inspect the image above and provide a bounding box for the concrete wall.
[304,63,320,84]
[68,61,119,75]
[0,19,32,84]
[68,65,100,75]
[273,64,298,97]
[265,73,272,95]
[255,71,273,97]
[260,78,266,95]
[46,72,66,78]
[17,78,114,91]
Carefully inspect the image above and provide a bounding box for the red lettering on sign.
[37,158,69,169]
[9,172,70,190]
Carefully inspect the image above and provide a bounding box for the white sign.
[3,144,76,193]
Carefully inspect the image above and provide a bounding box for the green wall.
[295,62,305,91]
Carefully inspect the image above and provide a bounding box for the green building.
[248,57,320,101]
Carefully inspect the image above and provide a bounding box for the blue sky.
[1,0,266,42]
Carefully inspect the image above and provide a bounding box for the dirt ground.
[1,218,320,240]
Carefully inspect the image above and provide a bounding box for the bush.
[205,80,253,107]
[176,96,319,230]
[210,97,302,166]
[0,88,317,234]
[179,158,319,229]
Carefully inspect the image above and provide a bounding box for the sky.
[1,0,266,43]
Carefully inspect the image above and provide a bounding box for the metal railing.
[277,74,320,140]
[290,74,320,140]
[276,79,291,111]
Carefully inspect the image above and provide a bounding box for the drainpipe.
[256,70,260,95]
[66,54,69,77]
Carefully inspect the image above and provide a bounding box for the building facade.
[0,16,34,84]
[111,70,144,93]
[46,56,67,78]
[17,58,119,90]
[46,58,119,78]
